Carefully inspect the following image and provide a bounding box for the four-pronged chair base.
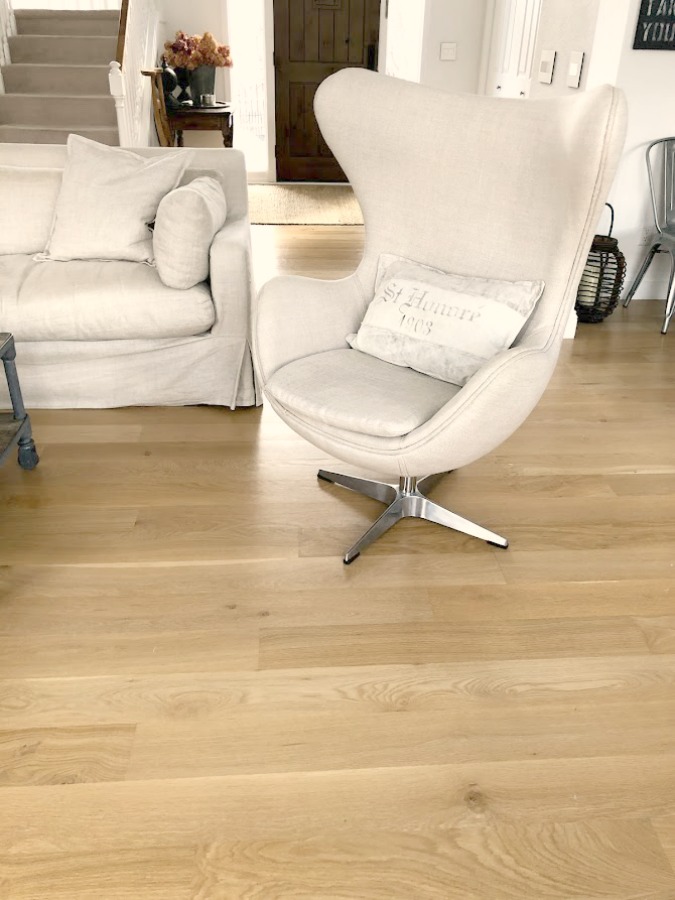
[317,469,508,564]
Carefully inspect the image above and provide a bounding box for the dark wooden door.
[274,0,381,181]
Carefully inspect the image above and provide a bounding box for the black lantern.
[575,203,626,323]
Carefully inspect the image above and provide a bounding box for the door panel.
[275,0,380,181]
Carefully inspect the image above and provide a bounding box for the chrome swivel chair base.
[317,469,509,564]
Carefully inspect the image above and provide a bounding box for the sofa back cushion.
[0,142,249,228]
[153,175,228,290]
[0,166,62,255]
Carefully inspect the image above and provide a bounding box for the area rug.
[248,183,364,225]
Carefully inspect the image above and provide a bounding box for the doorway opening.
[272,0,381,182]
[227,0,272,179]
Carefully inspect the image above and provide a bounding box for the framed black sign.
[633,0,675,49]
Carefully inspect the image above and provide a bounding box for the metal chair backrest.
[647,137,675,234]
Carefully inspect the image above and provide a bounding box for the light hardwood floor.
[1,224,675,899]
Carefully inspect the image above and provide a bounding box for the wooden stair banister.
[116,0,129,67]
[109,0,160,145]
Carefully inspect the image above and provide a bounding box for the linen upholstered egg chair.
[253,69,627,563]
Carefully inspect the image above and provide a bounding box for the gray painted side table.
[0,333,39,470]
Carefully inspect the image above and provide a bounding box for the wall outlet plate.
[538,49,556,84]
[440,42,457,61]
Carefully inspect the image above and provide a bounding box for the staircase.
[0,8,119,144]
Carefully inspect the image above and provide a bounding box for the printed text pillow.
[347,258,544,385]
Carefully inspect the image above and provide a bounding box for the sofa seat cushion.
[265,348,461,438]
[0,255,216,342]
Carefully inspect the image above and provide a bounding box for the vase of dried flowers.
[163,31,232,106]
[188,65,216,102]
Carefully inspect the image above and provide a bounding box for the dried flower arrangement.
[163,31,233,70]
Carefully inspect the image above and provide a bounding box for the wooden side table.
[0,333,39,470]
[168,104,234,148]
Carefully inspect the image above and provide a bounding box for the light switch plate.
[567,50,584,88]
[538,49,556,84]
[440,42,457,61]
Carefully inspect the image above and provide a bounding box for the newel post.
[108,61,128,145]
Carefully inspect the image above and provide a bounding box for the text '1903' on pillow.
[40,135,191,264]
[153,175,227,290]
[347,258,544,386]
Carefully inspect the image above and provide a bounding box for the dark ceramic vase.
[188,66,216,105]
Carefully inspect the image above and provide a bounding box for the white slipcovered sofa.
[0,142,258,409]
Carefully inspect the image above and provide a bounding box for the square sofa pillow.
[153,175,227,290]
[347,258,544,386]
[41,135,191,263]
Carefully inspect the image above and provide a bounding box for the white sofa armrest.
[208,216,254,338]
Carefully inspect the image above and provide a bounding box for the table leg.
[222,115,234,147]
[2,338,26,421]
[176,130,184,147]
[2,338,39,469]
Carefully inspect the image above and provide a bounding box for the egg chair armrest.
[456,342,557,421]
[253,273,368,384]
[396,342,561,474]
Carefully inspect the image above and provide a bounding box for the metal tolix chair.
[623,137,675,334]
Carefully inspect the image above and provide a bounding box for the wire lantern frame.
[575,203,626,323]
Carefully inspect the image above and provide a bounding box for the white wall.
[528,0,600,98]
[385,0,487,92]
[226,0,270,177]
[585,0,629,90]
[604,0,675,298]
[419,0,487,93]
[385,0,426,82]
[160,0,226,48]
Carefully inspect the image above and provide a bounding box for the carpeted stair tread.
[8,34,117,65]
[0,61,112,65]
[14,10,119,36]
[1,91,115,99]
[1,64,111,94]
[1,63,110,97]
[0,94,116,127]
[0,124,119,145]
